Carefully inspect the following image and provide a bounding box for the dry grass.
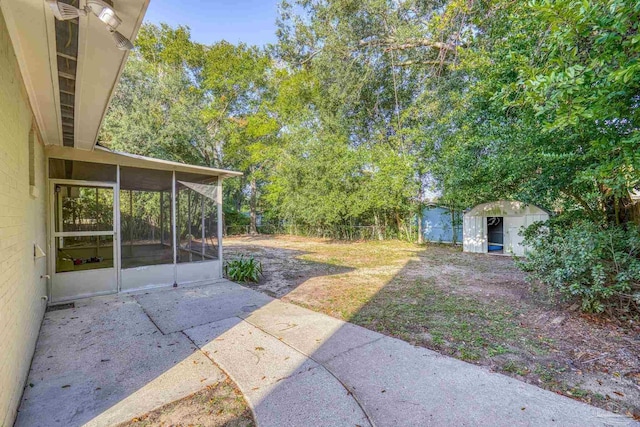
[226,235,640,420]
[118,379,254,427]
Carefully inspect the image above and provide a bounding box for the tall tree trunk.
[417,205,424,244]
[249,176,258,235]
[374,212,384,241]
[450,208,457,244]
[235,177,245,212]
[395,211,404,240]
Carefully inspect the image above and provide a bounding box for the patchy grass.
[118,380,254,427]
[226,235,640,420]
[349,277,541,362]
[502,360,530,376]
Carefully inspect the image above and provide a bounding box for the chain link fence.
[225,222,418,242]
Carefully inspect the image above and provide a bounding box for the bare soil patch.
[225,235,640,420]
[118,380,254,427]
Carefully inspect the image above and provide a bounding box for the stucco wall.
[0,10,48,426]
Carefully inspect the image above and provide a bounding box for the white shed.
[463,201,549,256]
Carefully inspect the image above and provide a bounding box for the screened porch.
[46,146,241,303]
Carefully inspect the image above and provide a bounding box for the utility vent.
[46,302,75,312]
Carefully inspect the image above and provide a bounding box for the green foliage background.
[100,0,640,314]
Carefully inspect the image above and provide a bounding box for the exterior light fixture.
[109,28,134,50]
[46,0,86,20]
[86,0,121,28]
[45,0,134,50]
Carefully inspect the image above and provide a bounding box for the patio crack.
[316,335,386,364]
[135,301,167,335]
[180,330,204,352]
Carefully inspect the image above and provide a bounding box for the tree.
[102,24,284,235]
[422,0,640,314]
[201,43,279,234]
[270,0,458,235]
[100,51,206,165]
[429,0,640,223]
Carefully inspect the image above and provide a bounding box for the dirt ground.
[118,379,254,427]
[225,235,640,420]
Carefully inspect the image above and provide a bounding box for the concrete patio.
[17,280,637,426]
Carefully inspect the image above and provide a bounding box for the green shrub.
[224,209,251,235]
[519,220,640,316]
[224,256,263,283]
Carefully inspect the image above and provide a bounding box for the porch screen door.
[50,181,118,302]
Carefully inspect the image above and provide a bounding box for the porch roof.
[46,145,243,179]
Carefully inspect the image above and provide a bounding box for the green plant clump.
[519,220,640,315]
[225,256,263,283]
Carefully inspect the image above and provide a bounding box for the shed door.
[504,217,525,256]
[50,181,118,302]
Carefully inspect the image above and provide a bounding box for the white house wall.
[0,0,62,146]
[0,11,48,425]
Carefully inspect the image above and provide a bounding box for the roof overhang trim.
[1,0,149,149]
[46,145,243,178]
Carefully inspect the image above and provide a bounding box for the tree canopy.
[101,0,640,234]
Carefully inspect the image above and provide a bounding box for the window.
[54,185,114,232]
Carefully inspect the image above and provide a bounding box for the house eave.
[1,0,150,150]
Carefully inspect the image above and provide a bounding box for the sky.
[143,0,280,47]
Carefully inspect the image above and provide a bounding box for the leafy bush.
[224,209,251,235]
[519,220,640,316]
[224,256,263,283]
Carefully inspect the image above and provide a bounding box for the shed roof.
[465,200,549,217]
